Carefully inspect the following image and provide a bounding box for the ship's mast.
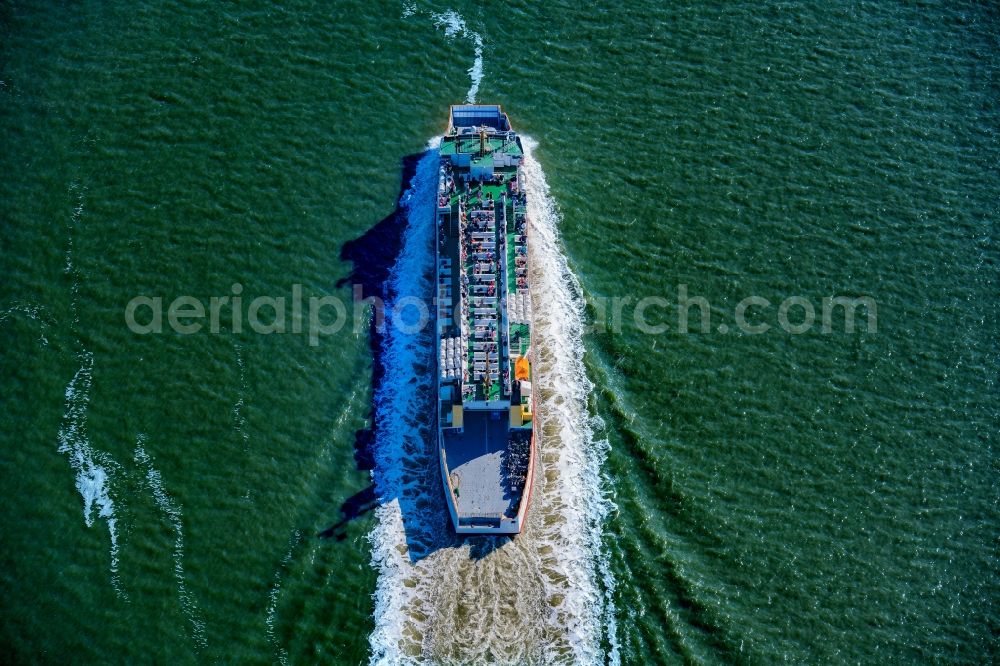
[479,125,489,156]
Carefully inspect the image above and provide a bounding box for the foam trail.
[134,439,208,649]
[233,345,257,504]
[57,352,127,600]
[58,180,128,597]
[520,137,620,665]
[366,137,617,665]
[56,180,133,600]
[430,10,484,103]
[266,530,302,666]
[234,345,250,452]
[66,181,85,325]
[0,302,53,346]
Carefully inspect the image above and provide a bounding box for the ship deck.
[458,179,513,403]
[441,137,522,157]
[442,410,518,519]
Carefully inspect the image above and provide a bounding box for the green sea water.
[1,1,997,664]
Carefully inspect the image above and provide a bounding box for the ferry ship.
[435,105,536,534]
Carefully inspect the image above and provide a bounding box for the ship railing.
[457,512,503,526]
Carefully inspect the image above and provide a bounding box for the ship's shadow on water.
[320,151,510,562]
[319,152,419,543]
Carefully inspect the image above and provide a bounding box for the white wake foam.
[0,302,52,346]
[366,138,617,665]
[429,9,484,103]
[520,137,619,665]
[66,181,85,325]
[134,439,208,650]
[57,351,127,600]
[234,345,250,452]
[266,530,302,666]
[56,181,128,599]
